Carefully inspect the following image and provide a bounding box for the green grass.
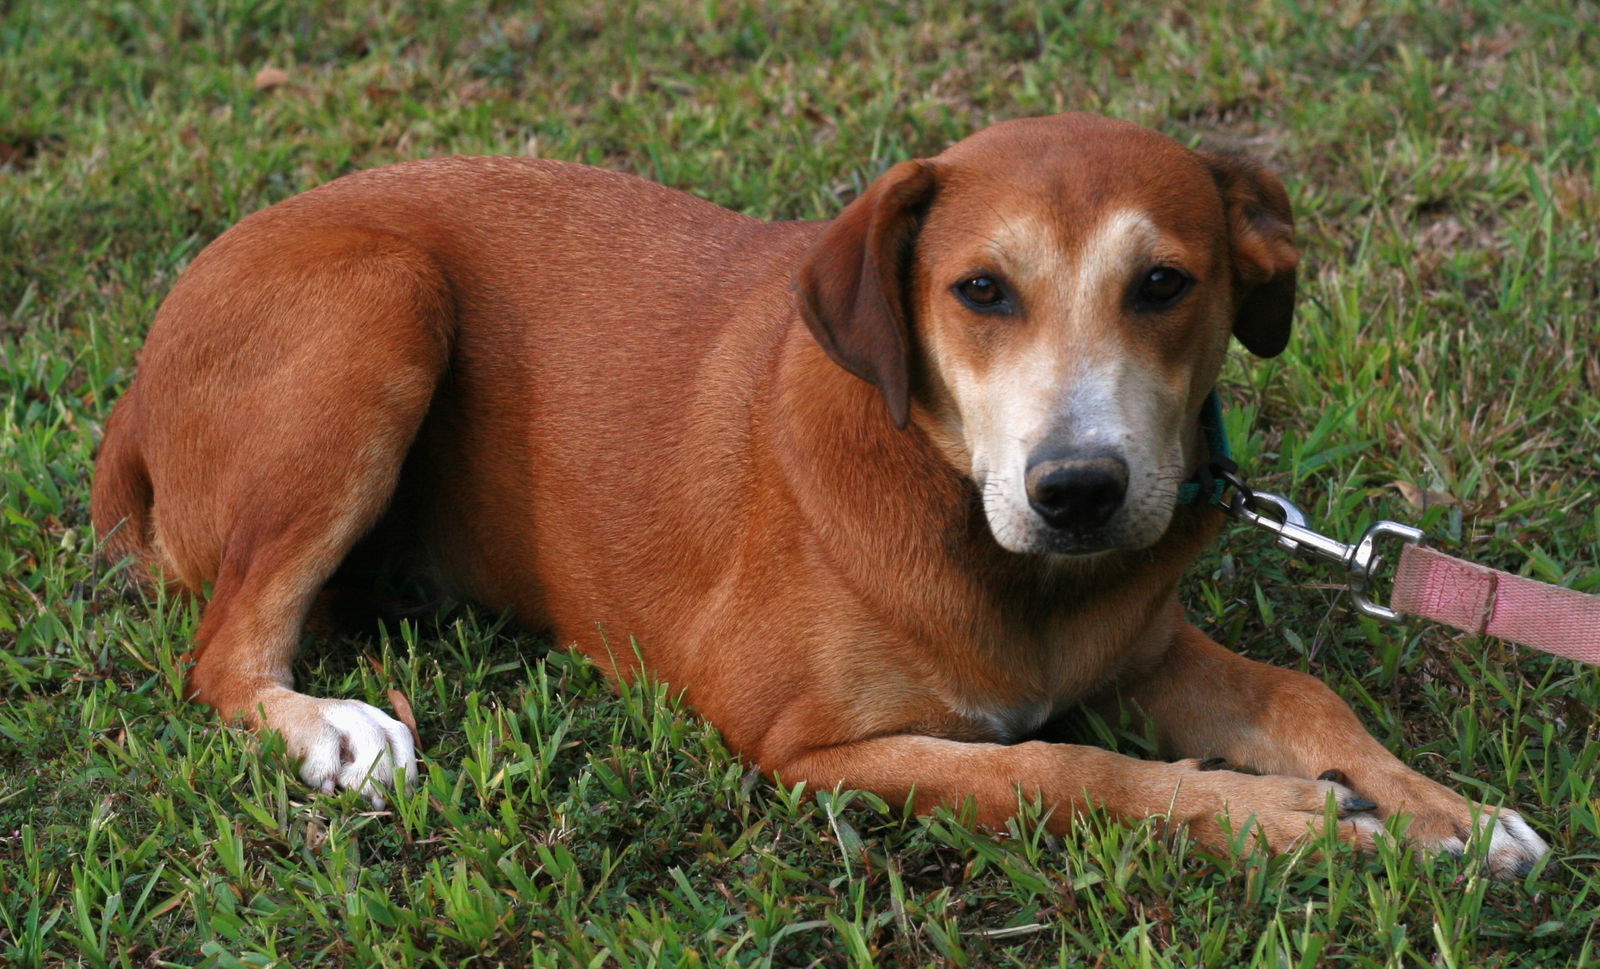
[3,0,1598,965]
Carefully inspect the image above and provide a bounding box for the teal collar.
[1176,389,1231,507]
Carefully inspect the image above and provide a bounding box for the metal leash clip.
[1214,469,1424,622]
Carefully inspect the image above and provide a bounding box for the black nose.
[1025,450,1129,531]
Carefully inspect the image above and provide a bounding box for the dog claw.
[1343,797,1378,814]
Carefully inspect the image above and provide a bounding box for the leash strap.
[1200,399,1600,664]
[1391,543,1600,664]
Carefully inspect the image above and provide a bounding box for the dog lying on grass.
[91,112,1548,876]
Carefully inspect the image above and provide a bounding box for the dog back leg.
[124,226,453,803]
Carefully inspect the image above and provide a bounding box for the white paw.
[1482,808,1549,879]
[261,690,416,808]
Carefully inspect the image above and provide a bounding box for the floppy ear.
[1207,154,1299,358]
[793,160,938,428]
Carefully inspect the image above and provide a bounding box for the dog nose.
[1024,451,1129,531]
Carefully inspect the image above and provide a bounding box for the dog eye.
[1135,267,1190,307]
[954,276,1008,311]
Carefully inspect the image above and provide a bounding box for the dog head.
[795,113,1298,556]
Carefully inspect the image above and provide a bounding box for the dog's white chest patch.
[952,696,1054,743]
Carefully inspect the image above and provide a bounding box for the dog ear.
[1207,154,1299,358]
[794,160,938,428]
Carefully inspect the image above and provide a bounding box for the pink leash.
[1391,544,1600,664]
[1216,470,1600,665]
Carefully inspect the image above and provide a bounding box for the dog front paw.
[1477,808,1549,879]
[1341,769,1549,879]
[258,689,417,808]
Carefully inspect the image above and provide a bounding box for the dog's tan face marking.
[913,146,1233,555]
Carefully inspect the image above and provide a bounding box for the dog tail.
[90,384,163,591]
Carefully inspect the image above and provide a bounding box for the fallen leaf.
[1417,216,1466,254]
[388,688,422,747]
[367,654,421,746]
[1392,480,1457,510]
[254,67,289,92]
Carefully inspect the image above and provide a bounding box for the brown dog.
[92,113,1546,875]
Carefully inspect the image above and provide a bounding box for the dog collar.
[1176,389,1233,507]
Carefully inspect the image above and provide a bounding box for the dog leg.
[186,494,422,807]
[770,734,1385,856]
[1110,620,1549,877]
[138,229,453,805]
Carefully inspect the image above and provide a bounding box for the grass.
[2,0,1598,964]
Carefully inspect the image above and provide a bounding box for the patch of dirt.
[0,132,63,172]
